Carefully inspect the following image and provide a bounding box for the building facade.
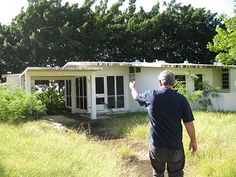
[4,61,236,119]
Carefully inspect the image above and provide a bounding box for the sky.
[0,0,234,25]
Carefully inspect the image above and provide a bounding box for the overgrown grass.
[0,121,138,177]
[102,112,149,139]
[183,111,236,177]
[0,111,235,177]
[107,111,236,177]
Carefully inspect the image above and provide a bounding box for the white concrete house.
[3,61,236,119]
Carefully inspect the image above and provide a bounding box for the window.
[222,69,229,89]
[107,76,124,109]
[65,80,71,107]
[194,74,203,90]
[76,77,87,110]
[96,77,104,94]
[129,67,141,81]
[96,77,105,105]
[175,75,186,86]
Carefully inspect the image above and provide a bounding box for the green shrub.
[35,85,70,115]
[0,85,46,122]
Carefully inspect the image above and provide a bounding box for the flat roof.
[63,61,236,69]
[19,66,103,78]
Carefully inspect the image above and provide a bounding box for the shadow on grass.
[42,112,149,140]
[87,112,149,139]
[0,163,6,177]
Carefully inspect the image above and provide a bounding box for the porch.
[19,67,102,119]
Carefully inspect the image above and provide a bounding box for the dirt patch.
[46,115,154,176]
[135,160,153,177]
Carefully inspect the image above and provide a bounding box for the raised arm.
[129,81,138,100]
[184,121,197,154]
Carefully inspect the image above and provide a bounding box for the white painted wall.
[212,68,221,89]
[86,65,130,113]
[5,63,236,113]
[211,93,236,112]
[129,67,162,111]
[230,69,236,93]
[6,74,21,87]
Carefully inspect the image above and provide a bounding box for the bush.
[0,85,46,123]
[35,85,70,115]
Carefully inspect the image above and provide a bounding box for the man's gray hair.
[158,70,176,86]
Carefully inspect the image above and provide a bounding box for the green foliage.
[0,84,45,122]
[174,73,220,110]
[35,84,70,115]
[208,15,236,65]
[0,0,222,75]
[174,82,202,104]
[198,81,220,110]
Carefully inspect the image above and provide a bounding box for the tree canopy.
[208,15,236,65]
[0,0,222,75]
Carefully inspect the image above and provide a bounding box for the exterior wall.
[211,93,236,112]
[129,67,215,111]
[212,68,222,90]
[5,63,236,113]
[129,67,162,111]
[230,69,236,93]
[6,74,21,87]
[128,67,228,111]
[89,65,130,113]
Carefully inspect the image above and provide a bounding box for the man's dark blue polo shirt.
[136,88,194,150]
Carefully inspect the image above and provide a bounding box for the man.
[129,70,197,177]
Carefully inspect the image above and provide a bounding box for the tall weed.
[0,85,45,122]
[35,85,69,115]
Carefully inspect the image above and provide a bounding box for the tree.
[0,0,223,75]
[207,16,236,65]
[129,1,221,63]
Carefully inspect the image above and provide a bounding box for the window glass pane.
[96,77,104,94]
[96,98,105,105]
[66,80,71,95]
[129,74,135,82]
[79,77,83,95]
[76,78,79,95]
[107,76,115,95]
[129,67,134,73]
[194,74,203,90]
[66,96,71,107]
[68,80,71,94]
[84,97,87,110]
[117,96,124,108]
[175,75,186,86]
[76,97,80,108]
[108,96,115,108]
[222,69,229,89]
[136,67,141,73]
[80,98,84,109]
[83,77,87,96]
[116,76,124,95]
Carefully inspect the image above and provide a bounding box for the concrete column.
[186,75,194,92]
[71,77,77,113]
[25,73,31,92]
[90,74,97,119]
[19,76,24,90]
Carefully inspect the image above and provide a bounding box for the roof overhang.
[63,61,236,69]
[19,67,103,80]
